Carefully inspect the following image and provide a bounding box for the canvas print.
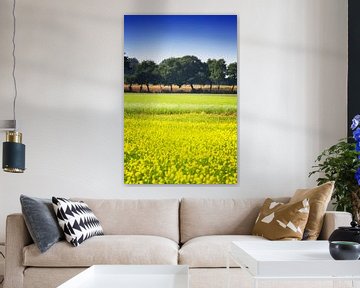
[124,15,238,184]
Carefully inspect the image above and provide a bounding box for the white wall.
[0,0,347,242]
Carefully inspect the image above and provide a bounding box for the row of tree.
[124,55,237,93]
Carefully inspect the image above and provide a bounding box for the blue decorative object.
[353,128,360,142]
[352,115,360,130]
[351,115,360,186]
[356,168,360,186]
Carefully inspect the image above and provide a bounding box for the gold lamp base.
[3,167,24,173]
[6,131,22,143]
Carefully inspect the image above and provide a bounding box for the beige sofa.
[4,198,352,288]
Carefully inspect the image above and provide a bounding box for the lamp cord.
[12,0,18,130]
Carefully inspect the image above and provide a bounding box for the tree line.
[124,55,237,93]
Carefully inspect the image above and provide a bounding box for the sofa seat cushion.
[23,235,179,267]
[179,235,267,268]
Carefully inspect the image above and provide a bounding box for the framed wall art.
[124,15,238,184]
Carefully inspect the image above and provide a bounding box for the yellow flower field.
[124,93,237,184]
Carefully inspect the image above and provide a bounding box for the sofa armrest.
[318,211,352,240]
[4,213,32,288]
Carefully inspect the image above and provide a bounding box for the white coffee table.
[228,241,360,288]
[58,265,189,288]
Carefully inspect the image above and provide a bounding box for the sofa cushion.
[23,235,178,267]
[290,181,334,240]
[20,195,64,253]
[52,197,104,247]
[252,198,310,240]
[180,198,289,243]
[179,235,267,268]
[72,198,179,243]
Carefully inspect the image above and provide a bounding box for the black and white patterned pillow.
[52,197,104,247]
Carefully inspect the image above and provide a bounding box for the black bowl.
[329,241,360,260]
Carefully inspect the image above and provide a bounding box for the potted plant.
[309,115,360,222]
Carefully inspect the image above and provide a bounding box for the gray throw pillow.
[20,195,64,253]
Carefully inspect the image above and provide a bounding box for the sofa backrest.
[73,198,180,243]
[180,198,289,243]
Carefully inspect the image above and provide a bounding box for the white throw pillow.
[52,197,103,247]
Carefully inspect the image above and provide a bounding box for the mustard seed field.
[124,93,237,184]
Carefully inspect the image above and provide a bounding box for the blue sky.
[124,15,237,64]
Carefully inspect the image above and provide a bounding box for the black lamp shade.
[3,141,25,173]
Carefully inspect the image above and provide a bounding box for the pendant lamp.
[1,0,26,173]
